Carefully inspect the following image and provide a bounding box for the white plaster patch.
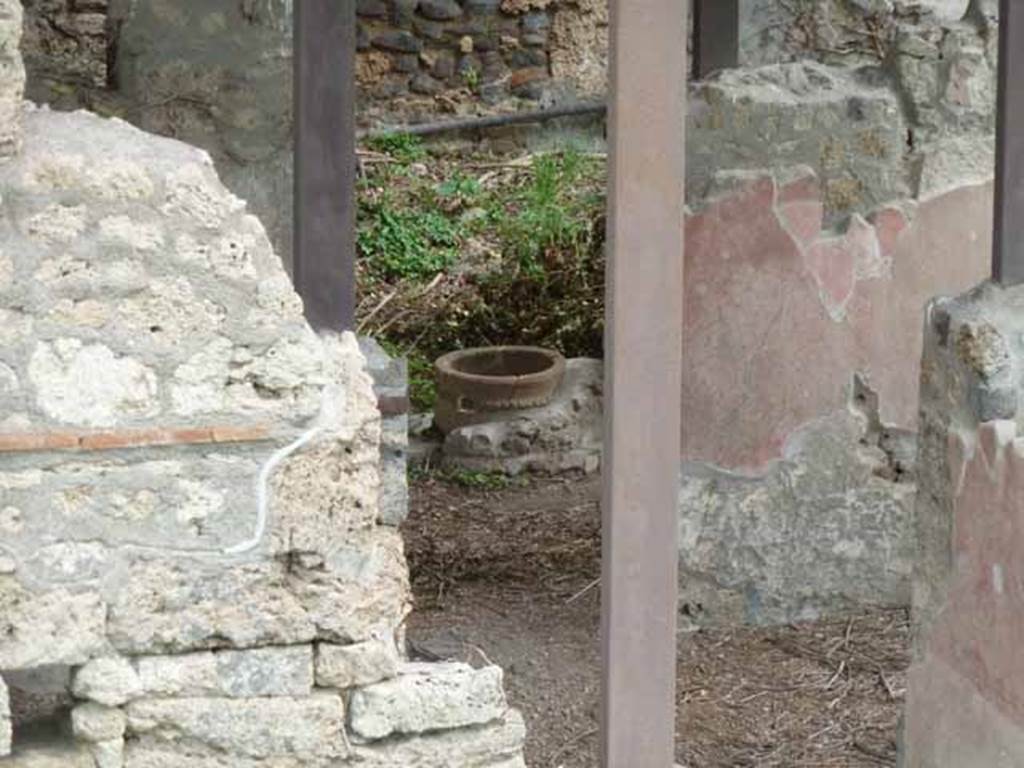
[0,248,11,290]
[29,339,160,427]
[256,274,304,320]
[98,215,165,252]
[34,255,95,284]
[25,203,88,244]
[49,298,112,328]
[21,151,86,191]
[162,163,245,228]
[0,362,18,395]
[0,415,30,433]
[86,160,155,201]
[117,277,225,339]
[0,507,23,535]
[210,229,259,280]
[171,337,233,416]
[0,308,32,345]
[173,233,212,264]
[27,542,109,584]
[0,471,42,490]
[177,480,225,535]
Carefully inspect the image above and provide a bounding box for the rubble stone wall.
[0,2,523,764]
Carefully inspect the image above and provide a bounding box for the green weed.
[358,204,460,280]
[366,133,427,165]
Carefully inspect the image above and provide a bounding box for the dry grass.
[405,472,909,768]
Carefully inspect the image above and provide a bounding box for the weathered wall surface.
[902,283,1024,767]
[673,1,999,625]
[105,0,295,273]
[0,4,524,763]
[678,168,991,625]
[0,0,23,159]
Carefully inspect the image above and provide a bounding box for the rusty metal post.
[294,0,357,330]
[601,0,686,765]
[693,0,739,79]
[993,0,1024,285]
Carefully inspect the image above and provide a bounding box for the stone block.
[0,584,107,670]
[125,694,347,761]
[348,663,508,741]
[351,709,528,767]
[689,61,907,223]
[419,0,462,21]
[90,739,124,768]
[72,702,127,742]
[72,657,142,707]
[107,530,409,655]
[136,646,313,698]
[315,638,401,690]
[0,744,95,767]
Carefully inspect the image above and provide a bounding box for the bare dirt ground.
[404,473,909,768]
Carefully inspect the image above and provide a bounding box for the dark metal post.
[993,0,1024,285]
[693,0,739,79]
[601,0,686,765]
[294,0,357,330]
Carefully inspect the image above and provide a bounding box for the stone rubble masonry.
[0,0,22,160]
[71,703,127,743]
[0,1,525,763]
[0,743,94,768]
[72,657,142,707]
[350,709,528,768]
[135,646,313,700]
[315,637,402,690]
[348,662,510,740]
[903,281,1024,765]
[125,694,349,762]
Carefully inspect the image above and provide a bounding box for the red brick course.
[0,425,274,454]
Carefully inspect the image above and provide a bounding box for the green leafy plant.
[501,150,591,275]
[413,466,521,490]
[461,66,480,91]
[356,146,608,413]
[437,173,482,201]
[366,132,427,165]
[358,204,460,280]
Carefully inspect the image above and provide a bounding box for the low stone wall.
[902,282,1024,766]
[0,3,524,763]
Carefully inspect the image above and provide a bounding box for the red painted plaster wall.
[682,173,992,473]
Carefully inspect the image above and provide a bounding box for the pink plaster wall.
[905,422,1024,765]
[682,174,993,473]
